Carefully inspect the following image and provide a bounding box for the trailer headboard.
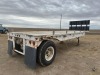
[69,20,90,31]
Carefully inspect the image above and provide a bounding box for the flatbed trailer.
[8,20,90,68]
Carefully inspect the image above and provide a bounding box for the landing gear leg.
[77,37,80,45]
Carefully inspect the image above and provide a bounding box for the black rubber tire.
[37,40,56,66]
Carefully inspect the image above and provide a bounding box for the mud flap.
[24,46,36,68]
[8,40,13,56]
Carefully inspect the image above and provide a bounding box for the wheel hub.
[45,46,54,61]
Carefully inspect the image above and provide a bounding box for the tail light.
[9,36,12,39]
[32,41,35,46]
[29,40,31,44]
[28,40,35,46]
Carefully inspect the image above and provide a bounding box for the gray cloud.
[0,0,100,29]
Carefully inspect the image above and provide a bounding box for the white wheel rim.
[45,46,54,61]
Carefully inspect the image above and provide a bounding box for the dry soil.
[0,34,100,75]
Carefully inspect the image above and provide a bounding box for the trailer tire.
[37,40,56,66]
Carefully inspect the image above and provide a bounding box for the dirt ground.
[0,34,100,75]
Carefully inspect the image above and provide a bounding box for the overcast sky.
[0,0,100,29]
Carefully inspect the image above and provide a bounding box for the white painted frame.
[8,30,85,55]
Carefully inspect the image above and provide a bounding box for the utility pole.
[60,14,62,30]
